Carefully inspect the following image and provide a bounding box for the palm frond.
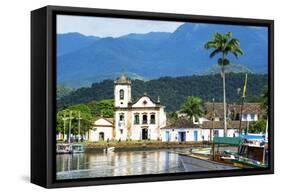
[210,49,220,58]
[204,41,217,49]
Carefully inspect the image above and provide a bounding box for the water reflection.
[56,150,185,180]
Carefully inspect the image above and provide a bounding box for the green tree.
[248,120,267,134]
[205,32,243,136]
[56,104,93,140]
[180,96,203,121]
[87,99,114,118]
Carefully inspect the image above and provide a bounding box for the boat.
[191,147,211,155]
[178,153,239,171]
[239,133,268,165]
[104,146,115,153]
[56,143,72,154]
[56,143,85,154]
[210,134,268,168]
[219,133,268,168]
[71,144,85,154]
[221,154,266,168]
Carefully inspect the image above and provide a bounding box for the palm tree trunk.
[222,58,227,137]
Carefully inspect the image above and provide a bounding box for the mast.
[239,74,248,135]
[77,111,82,141]
[68,111,74,143]
[62,111,68,141]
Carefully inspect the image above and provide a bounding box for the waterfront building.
[114,74,167,141]
[161,119,250,142]
[88,118,114,141]
[161,119,203,142]
[205,102,265,122]
[201,120,249,138]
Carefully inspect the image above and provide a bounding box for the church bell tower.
[114,74,131,108]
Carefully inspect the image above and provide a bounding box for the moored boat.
[71,144,85,154]
[104,146,115,153]
[56,143,72,154]
[56,143,85,154]
[221,155,266,168]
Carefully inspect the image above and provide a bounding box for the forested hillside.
[57,73,268,112]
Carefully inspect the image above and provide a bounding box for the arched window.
[134,114,140,124]
[119,114,124,121]
[120,89,124,100]
[150,114,155,124]
[142,114,147,124]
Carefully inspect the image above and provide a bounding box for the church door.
[99,132,104,141]
[142,128,148,140]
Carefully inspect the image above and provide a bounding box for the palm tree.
[204,32,243,136]
[180,96,203,122]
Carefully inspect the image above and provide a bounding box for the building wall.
[242,113,258,121]
[161,128,239,142]
[161,128,204,142]
[132,96,157,108]
[115,110,129,141]
[115,108,164,141]
[89,126,113,141]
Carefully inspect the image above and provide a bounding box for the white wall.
[1,0,279,194]
[89,127,113,141]
[132,96,157,108]
[130,110,160,140]
[161,129,238,142]
[242,113,258,121]
[115,110,129,140]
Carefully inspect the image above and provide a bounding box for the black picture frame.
[31,5,274,188]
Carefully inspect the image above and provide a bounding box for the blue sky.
[57,15,184,37]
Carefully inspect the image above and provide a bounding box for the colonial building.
[114,74,166,141]
[201,120,249,138]
[161,119,202,142]
[88,118,114,141]
[161,101,264,142]
[205,102,265,122]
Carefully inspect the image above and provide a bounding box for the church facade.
[114,75,167,141]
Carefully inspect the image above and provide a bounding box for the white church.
[88,74,167,141]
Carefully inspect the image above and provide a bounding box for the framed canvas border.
[31,5,274,188]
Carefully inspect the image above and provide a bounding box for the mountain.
[59,71,146,88]
[57,73,268,112]
[120,32,171,41]
[57,32,100,56]
[57,85,75,99]
[57,23,268,87]
[202,64,253,75]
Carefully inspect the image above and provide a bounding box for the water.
[56,149,188,180]
[56,148,238,180]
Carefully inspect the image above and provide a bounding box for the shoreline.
[57,140,232,153]
[84,141,211,153]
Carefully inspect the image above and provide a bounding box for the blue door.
[165,131,170,142]
[194,131,198,141]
